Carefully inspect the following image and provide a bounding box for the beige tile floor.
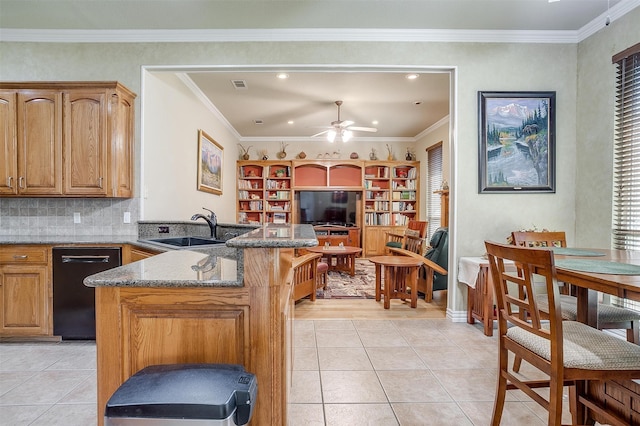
[288,317,576,426]
[0,319,576,425]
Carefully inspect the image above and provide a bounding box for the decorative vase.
[277,151,286,159]
[262,154,268,160]
[298,151,306,159]
[350,152,359,159]
[242,153,250,160]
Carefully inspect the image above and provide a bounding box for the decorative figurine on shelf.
[369,148,377,160]
[259,149,268,160]
[277,142,288,159]
[350,152,359,159]
[386,144,393,161]
[405,147,415,161]
[441,180,449,191]
[298,151,307,159]
[238,144,252,160]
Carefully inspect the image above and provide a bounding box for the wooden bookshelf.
[237,159,419,255]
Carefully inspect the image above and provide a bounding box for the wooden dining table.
[552,248,640,328]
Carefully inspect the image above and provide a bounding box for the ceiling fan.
[311,100,377,142]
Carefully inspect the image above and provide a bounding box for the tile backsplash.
[0,198,139,236]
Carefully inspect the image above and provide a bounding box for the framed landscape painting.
[197,129,223,195]
[478,91,556,193]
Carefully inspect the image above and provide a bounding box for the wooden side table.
[458,256,516,336]
[307,246,362,276]
[369,256,423,309]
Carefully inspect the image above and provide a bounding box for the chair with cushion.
[291,252,322,302]
[485,240,640,426]
[389,227,448,302]
[511,231,640,347]
[384,220,428,254]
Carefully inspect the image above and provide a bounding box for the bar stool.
[369,255,423,309]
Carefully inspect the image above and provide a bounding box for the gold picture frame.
[197,129,223,195]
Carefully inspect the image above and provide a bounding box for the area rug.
[316,258,377,299]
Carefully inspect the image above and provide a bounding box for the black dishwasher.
[53,247,121,340]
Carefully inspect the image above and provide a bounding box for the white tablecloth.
[458,257,488,289]
[458,256,516,289]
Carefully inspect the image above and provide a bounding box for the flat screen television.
[297,190,358,226]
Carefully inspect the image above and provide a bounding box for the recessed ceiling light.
[406,74,419,80]
[276,73,289,80]
[288,120,294,125]
[372,120,379,125]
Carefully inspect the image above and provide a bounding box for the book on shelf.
[273,212,287,224]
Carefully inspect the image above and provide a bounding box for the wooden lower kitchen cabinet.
[95,247,294,426]
[0,245,52,336]
[122,244,161,264]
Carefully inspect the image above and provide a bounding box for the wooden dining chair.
[511,231,640,352]
[485,241,640,426]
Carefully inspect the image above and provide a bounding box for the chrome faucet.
[191,207,217,238]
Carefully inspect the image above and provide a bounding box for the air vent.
[254,119,264,125]
[231,79,248,90]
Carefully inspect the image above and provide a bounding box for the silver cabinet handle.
[98,177,103,188]
[18,176,24,189]
[13,255,28,260]
[6,176,13,188]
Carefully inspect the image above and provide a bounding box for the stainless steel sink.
[146,237,227,247]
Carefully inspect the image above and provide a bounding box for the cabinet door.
[0,91,17,195]
[63,90,108,196]
[0,264,50,336]
[110,90,135,197]
[364,226,393,257]
[16,90,63,195]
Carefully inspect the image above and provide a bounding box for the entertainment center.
[236,159,420,256]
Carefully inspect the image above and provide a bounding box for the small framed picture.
[197,129,223,195]
[478,91,556,193]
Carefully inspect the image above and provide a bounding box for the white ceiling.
[2,0,636,142]
[182,69,452,142]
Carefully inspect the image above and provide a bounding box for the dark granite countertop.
[3,224,318,289]
[226,223,318,248]
[84,249,241,288]
[0,235,139,245]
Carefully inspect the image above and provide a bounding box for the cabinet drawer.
[0,246,49,264]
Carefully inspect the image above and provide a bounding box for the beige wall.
[2,11,636,313]
[575,8,640,248]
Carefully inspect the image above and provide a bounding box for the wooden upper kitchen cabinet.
[0,82,136,198]
[1,89,63,196]
[0,245,52,337]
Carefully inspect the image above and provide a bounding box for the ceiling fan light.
[327,130,337,143]
[342,130,353,142]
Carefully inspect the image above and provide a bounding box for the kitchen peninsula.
[85,224,317,426]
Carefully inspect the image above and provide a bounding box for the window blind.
[427,143,443,239]
[613,43,640,250]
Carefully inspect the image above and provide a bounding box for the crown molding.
[0,28,580,44]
